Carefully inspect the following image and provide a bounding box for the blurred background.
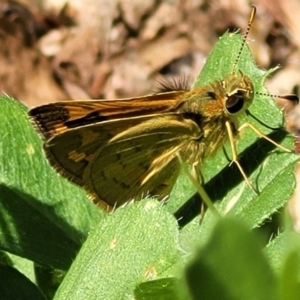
[0,0,299,224]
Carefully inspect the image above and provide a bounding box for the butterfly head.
[222,73,254,116]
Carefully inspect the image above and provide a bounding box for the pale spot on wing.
[68,150,86,162]
[81,129,102,146]
[53,126,68,135]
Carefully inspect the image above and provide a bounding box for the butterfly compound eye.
[226,90,245,114]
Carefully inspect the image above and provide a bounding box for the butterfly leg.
[225,121,259,194]
[238,122,293,153]
[177,154,220,217]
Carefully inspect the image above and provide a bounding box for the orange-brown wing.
[84,114,203,207]
[43,114,159,185]
[29,91,186,139]
[44,114,203,208]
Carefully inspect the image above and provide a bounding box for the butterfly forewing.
[29,91,186,139]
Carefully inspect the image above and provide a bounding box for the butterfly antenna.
[247,92,299,130]
[232,6,256,73]
[255,91,299,105]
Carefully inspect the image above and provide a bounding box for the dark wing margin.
[28,91,186,139]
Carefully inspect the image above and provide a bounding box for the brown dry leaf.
[257,0,300,45]
[1,0,298,104]
[140,2,182,41]
[0,1,67,106]
[52,29,105,99]
[119,0,157,31]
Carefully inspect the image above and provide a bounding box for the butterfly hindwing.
[82,114,203,207]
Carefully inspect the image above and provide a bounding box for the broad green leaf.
[185,217,277,300]
[277,250,300,300]
[266,230,300,274]
[53,200,180,300]
[8,253,35,283]
[0,263,45,300]
[35,264,65,300]
[0,251,13,265]
[134,277,187,300]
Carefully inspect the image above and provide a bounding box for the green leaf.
[53,200,180,300]
[185,217,277,300]
[8,253,35,283]
[277,250,300,300]
[0,96,101,269]
[35,264,65,300]
[266,230,300,274]
[220,142,297,228]
[134,277,186,300]
[0,251,13,266]
[0,263,46,300]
